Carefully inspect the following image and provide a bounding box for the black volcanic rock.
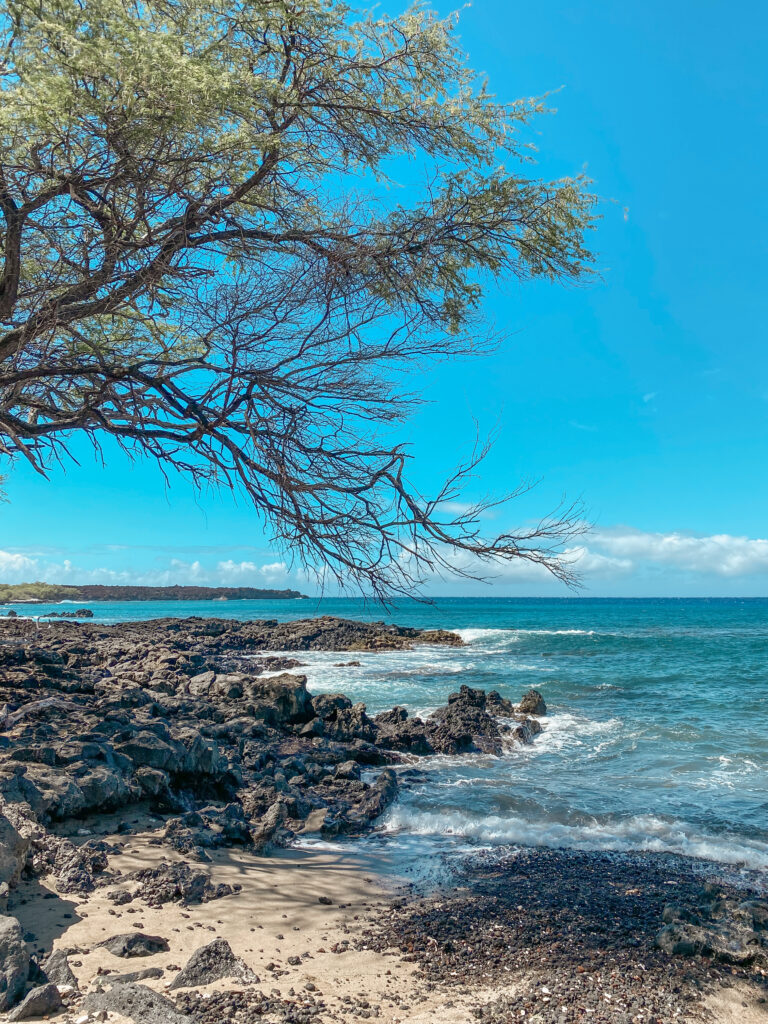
[0,914,29,1011]
[373,685,545,756]
[373,707,433,755]
[426,688,503,754]
[38,949,78,990]
[83,983,192,1024]
[98,932,170,958]
[136,862,235,907]
[169,937,259,990]
[0,614,544,909]
[518,688,547,715]
[7,982,62,1021]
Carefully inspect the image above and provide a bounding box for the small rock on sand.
[97,931,170,958]
[83,983,192,1024]
[168,937,259,990]
[7,982,62,1021]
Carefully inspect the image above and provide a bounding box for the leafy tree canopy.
[0,0,596,597]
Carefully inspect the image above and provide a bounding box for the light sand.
[8,821,489,1023]
[704,983,768,1024]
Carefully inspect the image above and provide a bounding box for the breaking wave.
[380,807,768,871]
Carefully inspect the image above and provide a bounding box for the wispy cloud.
[2,528,768,595]
[642,392,657,403]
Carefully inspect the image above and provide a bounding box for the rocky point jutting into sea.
[0,614,765,1022]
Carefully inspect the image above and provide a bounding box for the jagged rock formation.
[0,614,547,1013]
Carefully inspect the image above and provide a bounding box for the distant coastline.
[0,582,307,603]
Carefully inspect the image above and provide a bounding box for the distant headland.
[0,582,308,603]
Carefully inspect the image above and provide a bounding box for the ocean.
[7,596,767,874]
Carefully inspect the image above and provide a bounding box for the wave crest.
[381,807,768,871]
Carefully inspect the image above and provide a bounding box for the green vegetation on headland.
[0,583,307,604]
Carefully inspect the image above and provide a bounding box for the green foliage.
[0,0,597,596]
[0,581,74,602]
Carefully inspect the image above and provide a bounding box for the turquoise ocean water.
[6,597,767,871]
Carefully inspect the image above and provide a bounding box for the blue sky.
[2,0,767,596]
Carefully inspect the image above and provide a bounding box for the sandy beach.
[8,813,495,1023]
[4,811,766,1023]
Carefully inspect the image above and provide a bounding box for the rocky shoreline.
[0,615,547,1018]
[0,615,765,1022]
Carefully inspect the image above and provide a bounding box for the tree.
[0,0,596,598]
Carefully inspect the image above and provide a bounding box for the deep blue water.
[7,597,768,870]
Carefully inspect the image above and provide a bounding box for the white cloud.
[0,550,38,580]
[588,528,768,577]
[0,550,296,588]
[642,392,657,403]
[436,501,498,521]
[562,545,634,576]
[416,541,634,587]
[410,527,768,592]
[215,559,291,583]
[2,528,768,597]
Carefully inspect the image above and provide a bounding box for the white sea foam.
[380,807,768,871]
[381,661,470,677]
[454,627,520,643]
[691,754,764,792]
[454,627,597,643]
[534,712,624,754]
[293,836,349,852]
[515,629,596,636]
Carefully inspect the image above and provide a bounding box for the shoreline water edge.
[0,612,765,1022]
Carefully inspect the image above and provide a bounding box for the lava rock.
[97,931,170,958]
[39,948,78,989]
[485,690,517,715]
[518,688,547,715]
[131,861,235,908]
[322,703,376,743]
[83,982,193,1024]
[109,966,164,984]
[0,814,29,890]
[7,982,62,1021]
[251,801,287,850]
[426,688,503,755]
[115,731,185,772]
[311,693,352,720]
[335,760,362,781]
[247,674,313,725]
[168,937,259,989]
[0,914,29,1011]
[373,707,433,755]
